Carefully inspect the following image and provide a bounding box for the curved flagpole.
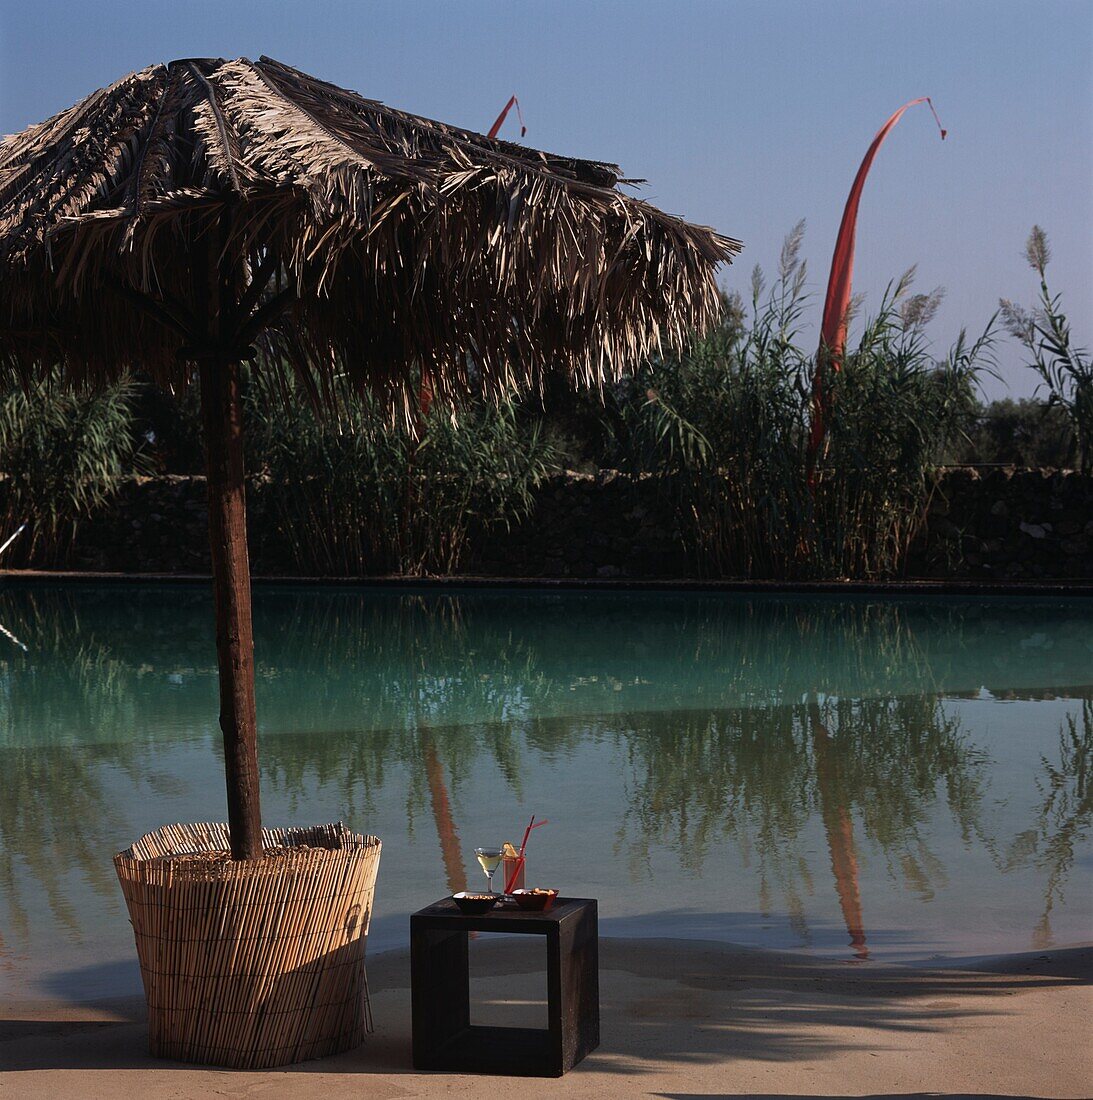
[807,98,947,482]
[487,95,526,140]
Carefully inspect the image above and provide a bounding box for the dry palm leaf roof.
[0,55,741,403]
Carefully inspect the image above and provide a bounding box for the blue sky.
[2,0,1089,396]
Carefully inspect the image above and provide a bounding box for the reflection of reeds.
[253,594,534,889]
[0,743,127,939]
[614,693,989,953]
[1004,698,1093,948]
[1,582,1087,954]
[0,587,208,943]
[254,590,546,739]
[253,588,1093,737]
[0,597,175,937]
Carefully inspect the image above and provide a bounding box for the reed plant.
[1001,227,1092,472]
[0,371,141,565]
[608,225,992,579]
[245,371,558,576]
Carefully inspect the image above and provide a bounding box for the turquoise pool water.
[1,583,1091,1002]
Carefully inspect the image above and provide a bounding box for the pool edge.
[4,569,1093,597]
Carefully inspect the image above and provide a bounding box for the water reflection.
[605,693,990,958]
[0,591,190,944]
[1,583,1091,992]
[1005,699,1093,948]
[808,697,867,958]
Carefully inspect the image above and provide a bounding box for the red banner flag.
[807,98,946,478]
[487,95,526,140]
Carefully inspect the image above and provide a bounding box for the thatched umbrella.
[0,56,740,862]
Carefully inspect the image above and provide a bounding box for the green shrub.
[957,397,1074,467]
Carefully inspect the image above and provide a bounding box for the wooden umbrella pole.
[200,353,263,861]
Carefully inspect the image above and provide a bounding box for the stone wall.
[5,468,1091,581]
[908,468,1093,581]
[66,475,212,572]
[486,468,1093,581]
[475,472,684,579]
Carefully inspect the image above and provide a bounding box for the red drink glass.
[502,854,525,893]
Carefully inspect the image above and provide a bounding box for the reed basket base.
[114,822,381,1070]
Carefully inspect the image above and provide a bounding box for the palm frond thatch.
[0,55,740,404]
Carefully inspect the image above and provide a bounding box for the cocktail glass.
[474,846,503,894]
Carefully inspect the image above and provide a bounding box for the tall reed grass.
[1001,227,1092,473]
[3,225,1057,581]
[245,371,558,576]
[603,225,993,578]
[0,372,140,564]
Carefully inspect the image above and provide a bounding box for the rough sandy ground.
[2,938,1090,1099]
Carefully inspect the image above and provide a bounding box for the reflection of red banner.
[807,697,868,959]
[487,95,526,140]
[807,98,946,480]
[423,738,465,896]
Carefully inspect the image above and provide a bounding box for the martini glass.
[474,846,503,894]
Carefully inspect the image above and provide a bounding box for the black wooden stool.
[410,896,599,1077]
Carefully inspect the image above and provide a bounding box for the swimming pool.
[1,583,1090,1001]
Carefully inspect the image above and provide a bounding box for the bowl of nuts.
[511,888,558,912]
[451,891,500,915]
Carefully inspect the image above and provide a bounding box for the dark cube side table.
[410,896,599,1077]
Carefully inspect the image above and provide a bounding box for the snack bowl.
[511,888,558,912]
[451,891,499,915]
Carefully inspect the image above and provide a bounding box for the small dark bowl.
[512,889,558,912]
[452,891,499,915]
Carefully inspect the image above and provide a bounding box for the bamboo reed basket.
[114,822,381,1069]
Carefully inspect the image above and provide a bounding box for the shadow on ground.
[653,1094,1055,1099]
[2,938,1089,1081]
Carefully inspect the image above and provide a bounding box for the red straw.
[505,816,548,893]
[518,816,535,855]
[522,818,548,854]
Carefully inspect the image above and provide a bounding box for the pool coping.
[3,569,1092,596]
